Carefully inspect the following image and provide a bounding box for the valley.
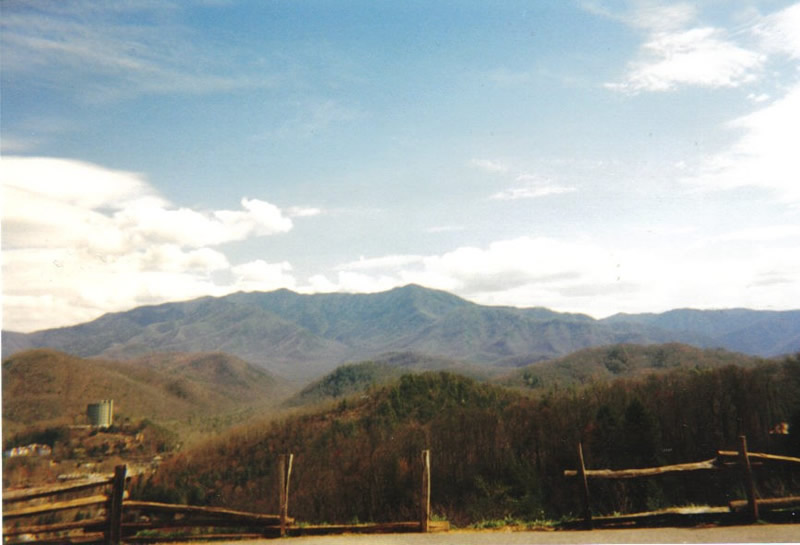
[3,286,800,529]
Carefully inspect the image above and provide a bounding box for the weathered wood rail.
[2,449,446,544]
[564,458,720,479]
[563,435,800,528]
[3,474,117,545]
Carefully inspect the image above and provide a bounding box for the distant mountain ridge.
[604,308,800,357]
[3,285,799,381]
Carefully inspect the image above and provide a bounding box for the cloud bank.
[4,155,798,332]
[602,2,800,93]
[1,156,305,331]
[470,159,576,201]
[602,2,800,206]
[607,26,763,93]
[681,86,800,204]
[309,232,800,319]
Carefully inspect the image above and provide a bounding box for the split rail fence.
[2,450,447,544]
[564,435,800,528]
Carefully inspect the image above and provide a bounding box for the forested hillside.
[286,351,493,408]
[136,356,800,526]
[503,343,765,390]
[285,361,401,407]
[2,349,282,441]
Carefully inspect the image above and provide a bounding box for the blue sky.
[2,0,799,332]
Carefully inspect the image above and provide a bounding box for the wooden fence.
[564,435,800,528]
[2,450,446,544]
[3,469,123,544]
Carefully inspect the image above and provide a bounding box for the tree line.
[133,355,800,526]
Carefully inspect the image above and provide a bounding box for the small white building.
[4,443,52,457]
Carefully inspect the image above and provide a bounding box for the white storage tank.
[87,399,114,428]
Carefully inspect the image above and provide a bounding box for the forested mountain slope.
[2,349,281,439]
[4,285,799,382]
[501,343,766,390]
[137,357,800,525]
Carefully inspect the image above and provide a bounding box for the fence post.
[737,436,759,522]
[420,449,431,532]
[278,454,293,537]
[577,443,593,530]
[107,464,126,545]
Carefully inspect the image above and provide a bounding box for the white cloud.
[286,206,322,218]
[605,2,800,95]
[139,245,230,273]
[2,156,161,210]
[753,3,800,59]
[1,156,305,331]
[747,92,770,103]
[310,235,800,318]
[474,163,576,201]
[231,260,296,292]
[469,158,509,174]
[608,27,763,93]
[305,274,340,293]
[603,3,800,205]
[418,238,612,296]
[681,84,800,204]
[582,1,697,33]
[2,246,236,331]
[3,157,295,251]
[491,174,576,200]
[304,270,405,295]
[321,237,626,310]
[627,2,698,32]
[713,225,800,243]
[340,255,425,271]
[599,1,787,93]
[333,271,403,294]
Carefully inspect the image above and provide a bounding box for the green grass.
[468,516,556,530]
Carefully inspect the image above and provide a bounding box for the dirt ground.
[202,524,799,544]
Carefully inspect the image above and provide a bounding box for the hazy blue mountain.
[3,285,798,382]
[3,296,349,381]
[602,308,800,357]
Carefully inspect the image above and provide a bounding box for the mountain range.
[3,285,799,382]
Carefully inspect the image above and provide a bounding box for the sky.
[2,0,799,333]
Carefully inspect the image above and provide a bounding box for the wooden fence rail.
[3,479,115,504]
[718,450,800,464]
[2,449,445,544]
[3,474,114,545]
[563,458,720,479]
[563,435,800,528]
[120,501,289,542]
[122,501,288,524]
